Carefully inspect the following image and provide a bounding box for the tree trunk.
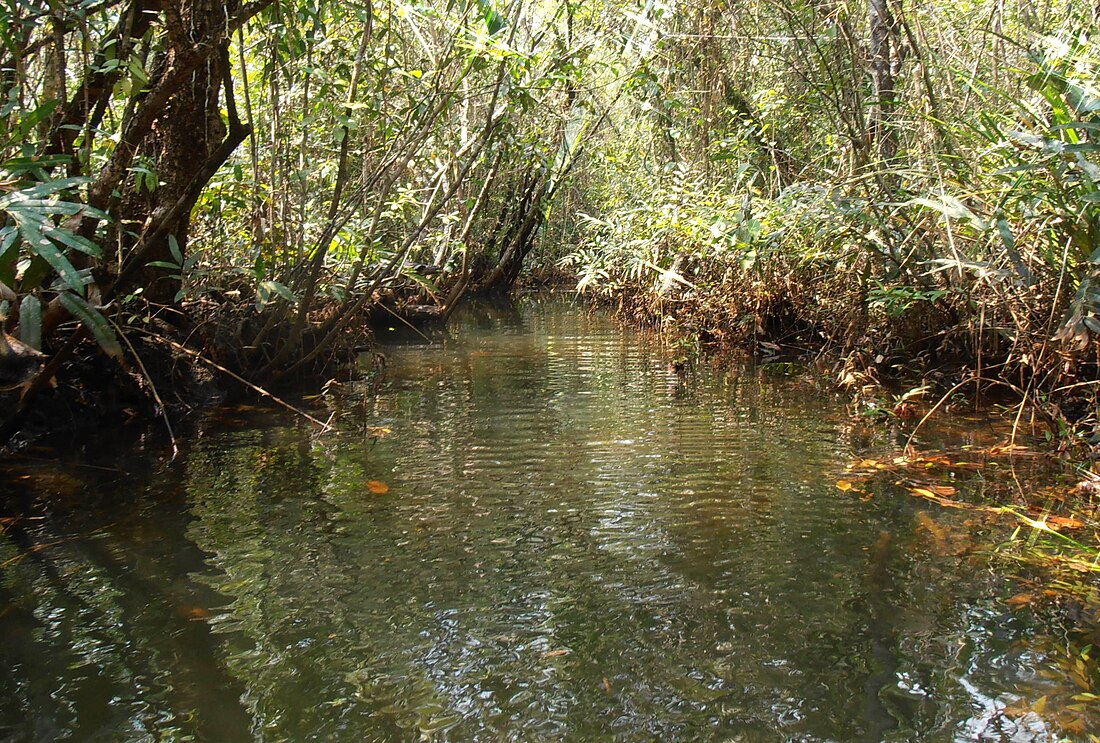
[477,171,550,294]
[868,0,898,164]
[113,0,239,303]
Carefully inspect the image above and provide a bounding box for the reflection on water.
[0,296,1077,741]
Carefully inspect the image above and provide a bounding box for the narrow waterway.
[0,296,1079,741]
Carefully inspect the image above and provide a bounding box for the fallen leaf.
[836,480,854,491]
[1058,715,1087,734]
[987,443,1034,456]
[909,487,965,509]
[916,511,948,543]
[850,458,888,471]
[542,649,570,658]
[366,480,390,494]
[1045,515,1085,530]
[1006,592,1036,608]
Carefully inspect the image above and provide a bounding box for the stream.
[0,296,1086,741]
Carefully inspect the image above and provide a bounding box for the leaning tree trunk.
[42,0,259,305]
[48,0,268,309]
[477,171,550,294]
[114,0,240,303]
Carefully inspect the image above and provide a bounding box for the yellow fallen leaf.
[366,480,390,494]
[836,480,854,491]
[542,649,570,658]
[909,487,966,509]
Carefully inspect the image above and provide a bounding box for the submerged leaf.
[1006,592,1037,608]
[366,480,390,494]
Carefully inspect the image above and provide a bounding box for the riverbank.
[563,262,1099,458]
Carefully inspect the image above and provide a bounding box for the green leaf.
[2,155,72,177]
[7,100,59,146]
[996,217,1035,286]
[0,177,90,207]
[18,294,40,350]
[16,222,84,294]
[259,280,297,304]
[908,195,988,231]
[43,225,102,257]
[59,292,122,359]
[0,225,18,261]
[476,0,505,35]
[996,218,1016,252]
[128,55,149,86]
[1054,122,1100,134]
[168,234,183,265]
[1,198,86,214]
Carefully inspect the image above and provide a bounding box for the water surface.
[0,296,1076,741]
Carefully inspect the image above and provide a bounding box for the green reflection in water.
[0,297,1068,741]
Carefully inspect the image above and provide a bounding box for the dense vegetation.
[0,0,1098,446]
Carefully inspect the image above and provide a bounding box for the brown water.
[0,296,1084,741]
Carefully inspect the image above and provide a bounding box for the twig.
[379,303,435,343]
[110,318,178,459]
[904,374,1028,450]
[1052,379,1100,393]
[133,329,334,431]
[904,376,976,451]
